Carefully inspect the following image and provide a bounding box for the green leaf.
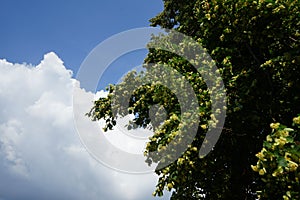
[277,156,288,167]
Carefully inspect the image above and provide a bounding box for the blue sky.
[0,0,163,74]
[0,1,174,200]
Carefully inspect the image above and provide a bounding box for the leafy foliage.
[88,0,300,199]
[252,116,300,200]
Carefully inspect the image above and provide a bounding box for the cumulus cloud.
[0,53,170,200]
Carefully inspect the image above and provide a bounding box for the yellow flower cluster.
[283,191,292,200]
[293,116,300,125]
[270,122,280,129]
[274,137,287,146]
[287,160,298,172]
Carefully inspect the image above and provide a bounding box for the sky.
[0,1,173,200]
[0,0,163,75]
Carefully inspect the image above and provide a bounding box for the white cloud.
[0,53,171,200]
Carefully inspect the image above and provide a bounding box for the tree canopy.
[88,0,300,199]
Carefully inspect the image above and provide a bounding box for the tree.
[88,0,300,199]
